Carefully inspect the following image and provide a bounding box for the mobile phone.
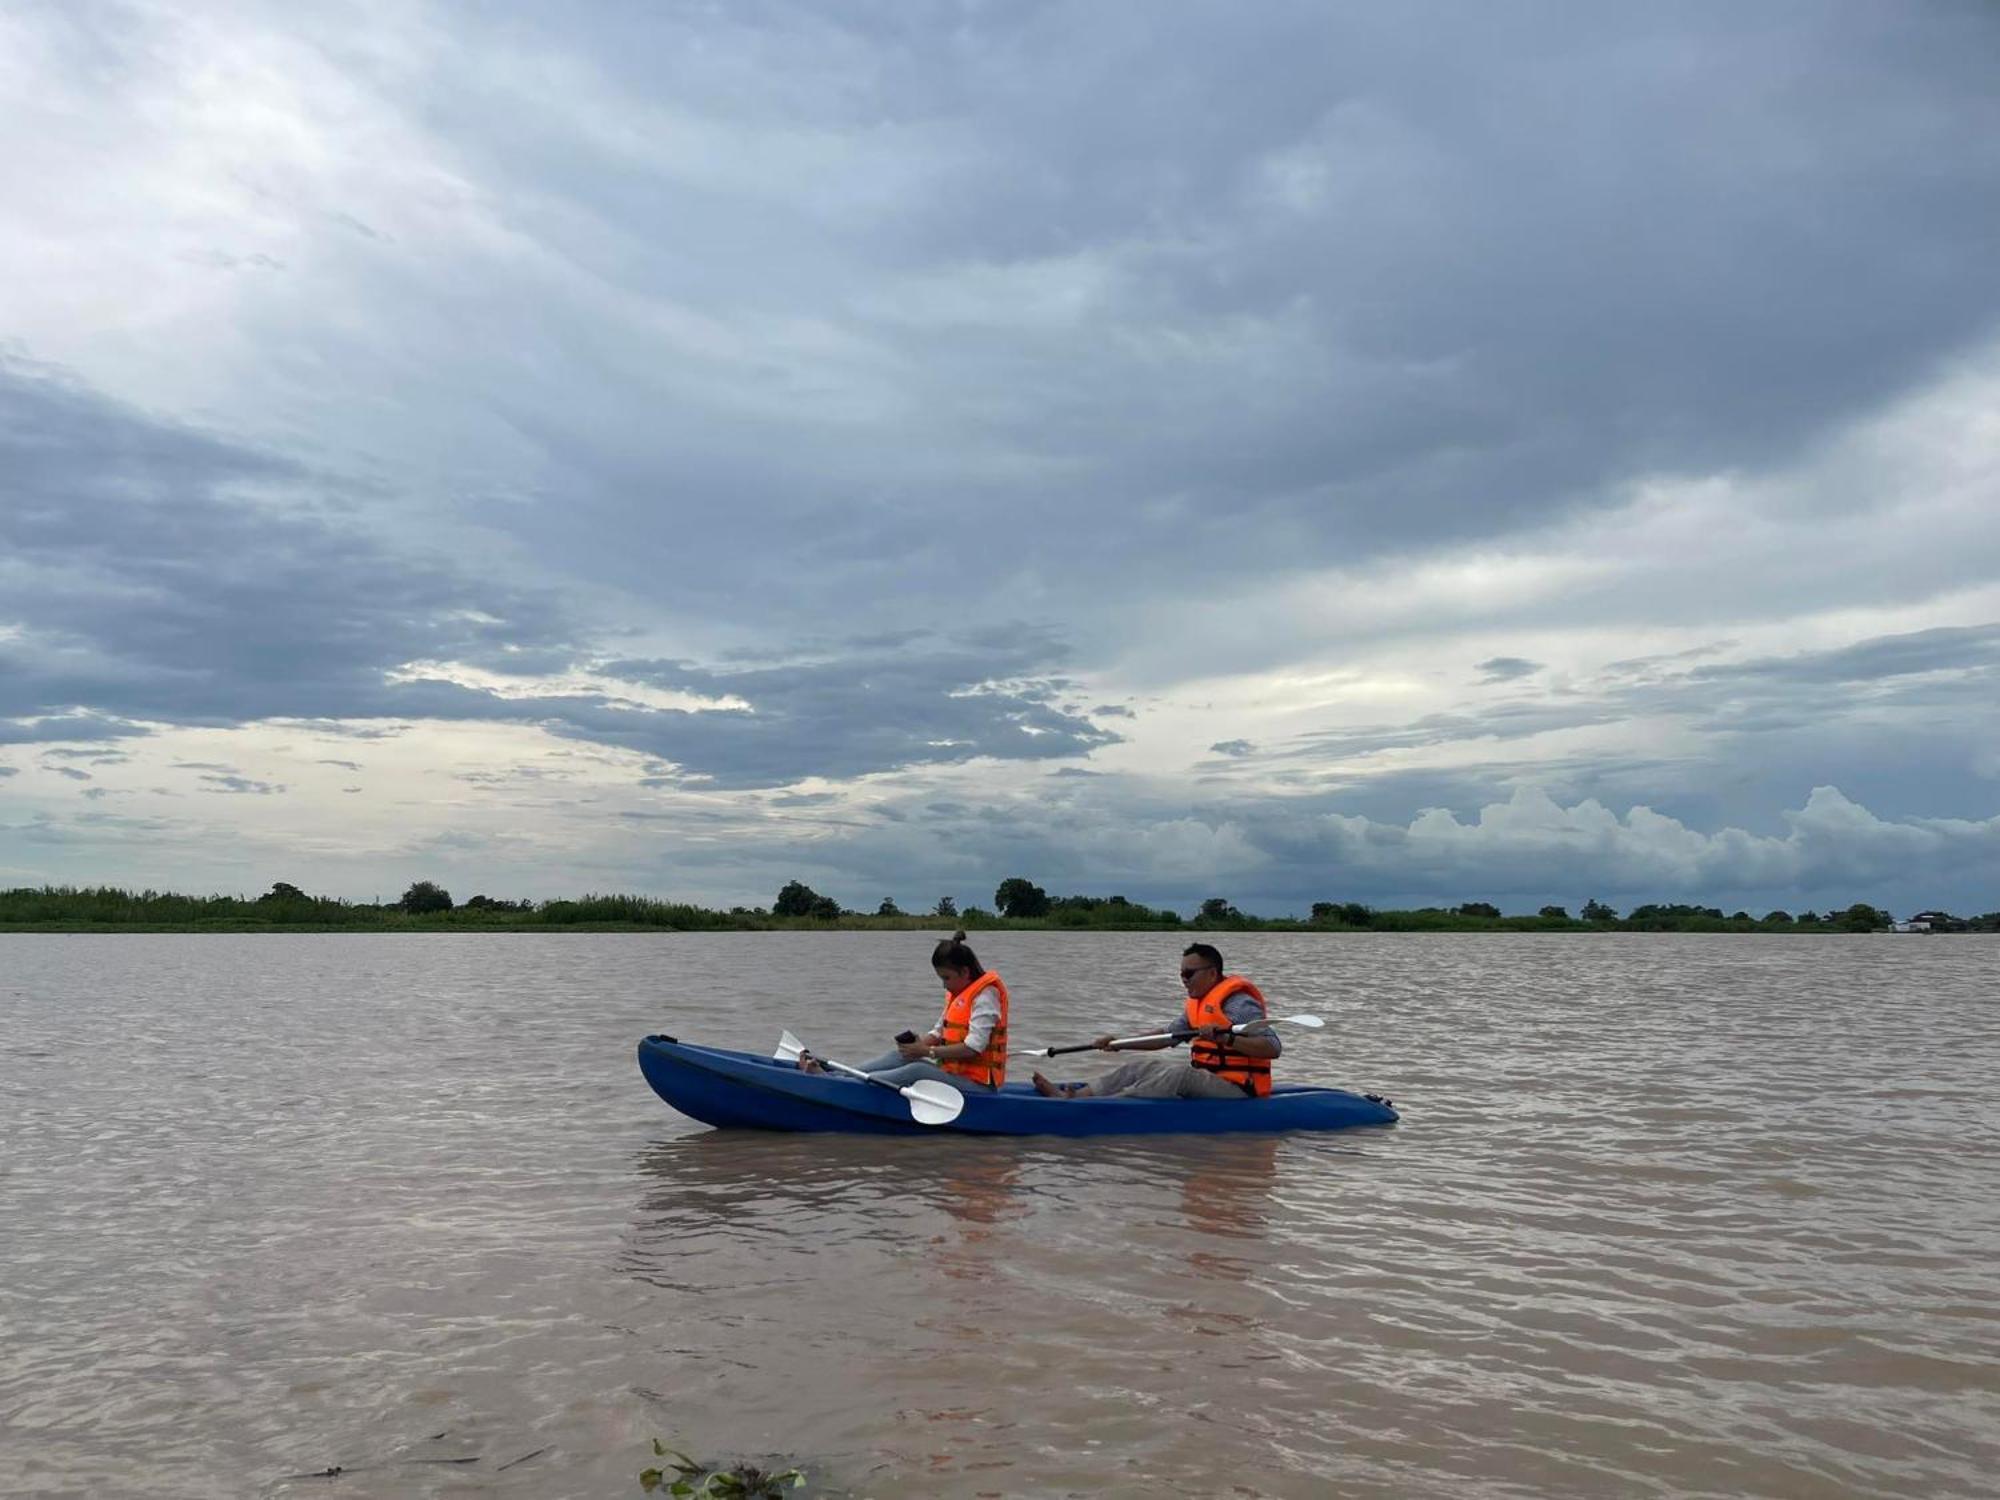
[895,1030,918,1045]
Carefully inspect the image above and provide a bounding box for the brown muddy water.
[2,931,1996,1498]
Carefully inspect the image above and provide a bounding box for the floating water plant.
[638,1440,806,1497]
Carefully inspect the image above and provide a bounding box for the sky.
[3,0,1999,918]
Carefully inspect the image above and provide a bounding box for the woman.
[799,930,1009,1090]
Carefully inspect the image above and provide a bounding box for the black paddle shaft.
[1042,1034,1192,1057]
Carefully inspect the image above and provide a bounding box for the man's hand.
[896,1034,933,1061]
[1091,1034,1119,1051]
[1195,1023,1232,1043]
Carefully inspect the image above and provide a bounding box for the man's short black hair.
[1182,941,1224,972]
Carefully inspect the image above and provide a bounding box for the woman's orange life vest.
[937,971,1009,1088]
[1185,975,1271,1096]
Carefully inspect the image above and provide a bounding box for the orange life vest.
[938,971,1009,1088]
[1185,975,1271,1096]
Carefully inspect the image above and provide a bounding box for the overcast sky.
[4,0,1999,916]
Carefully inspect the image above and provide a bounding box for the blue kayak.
[637,1035,1399,1137]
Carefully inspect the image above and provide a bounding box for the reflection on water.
[2,931,1997,1499]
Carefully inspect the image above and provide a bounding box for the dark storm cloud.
[1689,624,2000,687]
[415,0,2000,622]
[2,360,1112,785]
[1476,658,1542,684]
[581,641,1121,787]
[199,774,285,795]
[0,714,149,746]
[376,663,1116,789]
[1287,701,1625,759]
[1271,624,2000,765]
[0,359,581,728]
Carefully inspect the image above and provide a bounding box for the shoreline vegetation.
[3,881,1994,935]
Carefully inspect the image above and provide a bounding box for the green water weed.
[639,1439,806,1497]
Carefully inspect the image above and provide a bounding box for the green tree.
[774,880,840,919]
[1763,909,1794,924]
[1581,898,1618,923]
[1310,901,1373,926]
[400,880,452,914]
[466,895,534,912]
[933,896,958,918]
[1198,897,1241,923]
[1628,903,1725,927]
[259,881,307,903]
[1456,901,1501,919]
[994,878,1051,919]
[876,897,901,917]
[1538,904,1570,920]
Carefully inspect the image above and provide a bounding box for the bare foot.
[1032,1071,1085,1099]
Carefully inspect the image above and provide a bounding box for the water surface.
[3,931,1995,1497]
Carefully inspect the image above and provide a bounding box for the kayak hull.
[637,1035,1398,1137]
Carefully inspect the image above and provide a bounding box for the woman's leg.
[865,1059,994,1090]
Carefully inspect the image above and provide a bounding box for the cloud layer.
[2,2,1997,911]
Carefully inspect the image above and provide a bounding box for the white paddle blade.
[1238,1013,1323,1036]
[774,1030,806,1061]
[902,1079,965,1126]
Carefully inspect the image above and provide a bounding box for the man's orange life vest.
[938,971,1009,1088]
[1185,975,1271,1096]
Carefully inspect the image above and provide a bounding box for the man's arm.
[1216,994,1281,1058]
[1091,1015,1185,1051]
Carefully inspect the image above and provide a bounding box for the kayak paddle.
[1018,1012,1326,1058]
[772,1029,966,1126]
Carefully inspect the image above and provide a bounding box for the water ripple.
[1,931,1996,1497]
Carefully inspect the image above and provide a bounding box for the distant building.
[1907,910,1968,932]
[1890,920,1931,934]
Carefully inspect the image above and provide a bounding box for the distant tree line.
[3,881,1995,934]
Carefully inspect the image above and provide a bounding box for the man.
[1030,942,1279,1099]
